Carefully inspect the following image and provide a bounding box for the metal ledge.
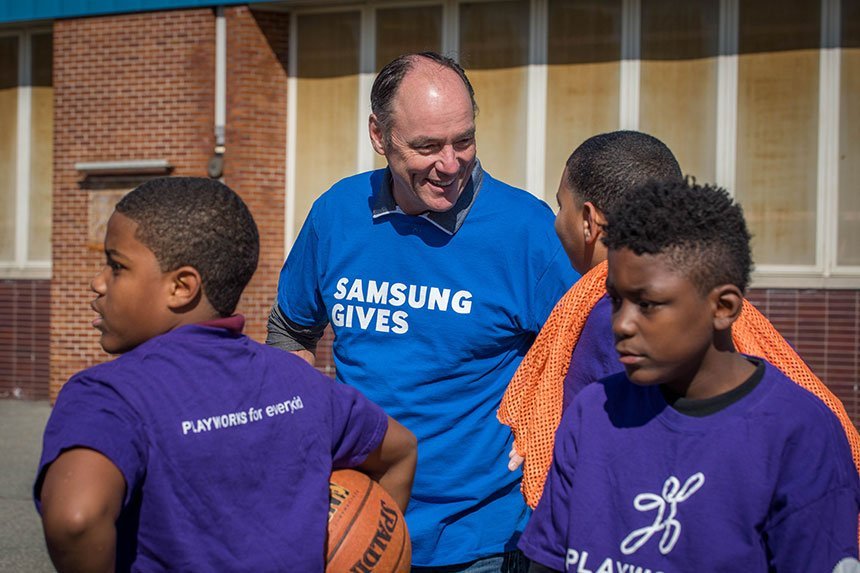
[75,160,172,176]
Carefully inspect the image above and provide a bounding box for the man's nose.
[435,145,458,174]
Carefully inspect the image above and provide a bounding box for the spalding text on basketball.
[348,499,400,572]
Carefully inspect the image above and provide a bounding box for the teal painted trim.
[0,0,281,24]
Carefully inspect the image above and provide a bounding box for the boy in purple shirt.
[34,177,417,572]
[520,180,860,572]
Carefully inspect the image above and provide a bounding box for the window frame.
[275,0,858,288]
[0,24,52,280]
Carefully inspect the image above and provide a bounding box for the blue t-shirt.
[520,360,860,572]
[276,166,578,565]
[35,321,387,572]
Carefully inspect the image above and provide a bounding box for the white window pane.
[374,6,443,170]
[460,0,530,190]
[295,12,360,240]
[0,35,18,262]
[839,1,860,266]
[545,0,621,196]
[29,32,52,262]
[736,0,820,266]
[640,0,718,183]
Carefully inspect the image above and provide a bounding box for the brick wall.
[223,6,289,342]
[747,288,860,428]
[50,7,289,399]
[0,279,50,400]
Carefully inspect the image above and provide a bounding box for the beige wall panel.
[544,62,619,196]
[839,7,860,266]
[0,88,16,261]
[0,35,17,261]
[544,0,621,198]
[640,58,717,183]
[460,1,529,190]
[736,50,819,266]
[29,85,53,261]
[469,67,528,189]
[295,76,359,239]
[295,12,359,240]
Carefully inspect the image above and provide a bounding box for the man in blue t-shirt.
[35,177,417,572]
[268,52,578,570]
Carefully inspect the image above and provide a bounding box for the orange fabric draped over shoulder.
[497,260,860,512]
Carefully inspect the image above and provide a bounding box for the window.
[284,0,858,287]
[0,28,52,278]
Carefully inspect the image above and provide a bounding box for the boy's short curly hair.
[602,179,753,294]
[115,177,259,316]
[566,130,682,213]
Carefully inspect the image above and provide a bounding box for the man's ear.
[710,284,744,332]
[368,114,386,156]
[582,201,606,246]
[166,266,203,310]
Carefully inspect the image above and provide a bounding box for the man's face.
[607,247,717,396]
[370,63,477,215]
[90,212,175,354]
[554,169,589,274]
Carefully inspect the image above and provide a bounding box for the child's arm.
[356,416,417,512]
[39,448,125,573]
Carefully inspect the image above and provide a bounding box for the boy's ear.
[166,266,203,310]
[710,284,744,332]
[581,201,607,245]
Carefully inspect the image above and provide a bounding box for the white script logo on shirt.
[620,472,705,556]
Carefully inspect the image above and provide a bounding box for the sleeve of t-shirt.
[764,402,860,570]
[563,296,619,410]
[276,206,329,329]
[33,372,147,511]
[327,380,389,469]
[518,400,580,571]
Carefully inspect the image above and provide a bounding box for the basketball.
[327,469,411,573]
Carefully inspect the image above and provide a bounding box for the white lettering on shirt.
[330,277,472,334]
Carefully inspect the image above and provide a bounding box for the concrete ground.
[0,400,55,572]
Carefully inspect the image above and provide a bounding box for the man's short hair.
[115,177,259,316]
[602,179,753,294]
[370,51,477,145]
[566,130,682,215]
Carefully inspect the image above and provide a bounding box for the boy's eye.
[107,260,123,272]
[608,294,621,311]
[637,300,656,312]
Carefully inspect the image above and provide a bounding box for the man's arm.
[39,448,125,573]
[357,416,417,512]
[266,303,326,366]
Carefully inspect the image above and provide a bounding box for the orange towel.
[498,260,860,512]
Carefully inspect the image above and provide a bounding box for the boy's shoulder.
[753,358,851,435]
[68,324,319,391]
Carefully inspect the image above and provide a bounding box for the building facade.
[0,0,857,425]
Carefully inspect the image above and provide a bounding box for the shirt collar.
[371,160,484,235]
[197,314,245,333]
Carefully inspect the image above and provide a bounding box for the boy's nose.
[90,267,108,294]
[611,304,636,339]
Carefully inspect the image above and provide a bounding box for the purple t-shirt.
[35,322,388,572]
[521,360,860,572]
[562,295,618,411]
